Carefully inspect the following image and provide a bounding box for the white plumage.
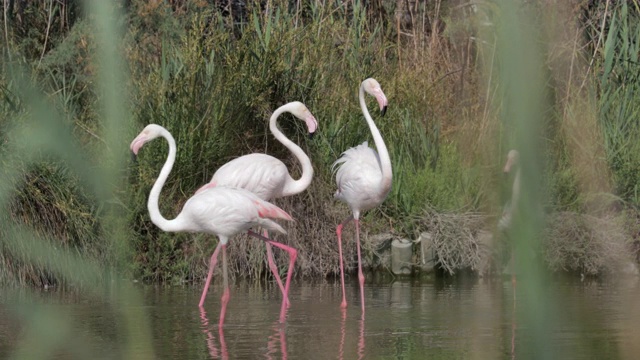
[333,78,391,314]
[334,141,388,215]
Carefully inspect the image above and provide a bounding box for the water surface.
[2,276,639,359]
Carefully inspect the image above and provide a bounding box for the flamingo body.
[206,154,290,200]
[197,101,317,200]
[334,141,390,216]
[176,186,290,242]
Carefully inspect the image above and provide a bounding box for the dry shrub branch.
[415,206,490,275]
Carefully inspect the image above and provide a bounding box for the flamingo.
[196,101,318,308]
[333,78,391,314]
[130,124,293,327]
[499,149,520,300]
[499,149,520,231]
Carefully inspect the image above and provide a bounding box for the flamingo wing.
[210,154,289,200]
[181,187,291,239]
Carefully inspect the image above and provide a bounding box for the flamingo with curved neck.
[195,101,317,308]
[333,78,391,314]
[131,124,294,327]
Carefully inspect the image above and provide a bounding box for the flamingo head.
[130,124,164,156]
[503,149,519,173]
[363,78,388,116]
[289,101,318,139]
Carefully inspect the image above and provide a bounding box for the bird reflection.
[339,308,346,359]
[511,289,517,360]
[338,308,366,360]
[265,320,288,360]
[199,307,228,359]
[357,315,365,360]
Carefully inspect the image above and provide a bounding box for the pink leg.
[354,219,365,316]
[248,230,297,322]
[336,215,353,308]
[264,229,289,308]
[219,244,230,328]
[199,243,222,307]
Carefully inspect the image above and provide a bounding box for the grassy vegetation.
[1,0,639,289]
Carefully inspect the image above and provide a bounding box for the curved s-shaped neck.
[359,84,392,195]
[148,128,182,232]
[270,103,314,197]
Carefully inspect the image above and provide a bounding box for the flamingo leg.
[199,243,222,307]
[336,215,354,308]
[219,244,230,328]
[264,229,290,308]
[248,230,297,322]
[354,218,365,315]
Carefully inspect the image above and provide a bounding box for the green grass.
[1,0,639,285]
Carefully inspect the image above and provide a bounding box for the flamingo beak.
[374,88,388,116]
[305,113,318,139]
[503,157,514,173]
[130,134,148,156]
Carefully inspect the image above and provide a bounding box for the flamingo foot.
[336,219,350,309]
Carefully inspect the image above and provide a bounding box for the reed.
[1,0,639,285]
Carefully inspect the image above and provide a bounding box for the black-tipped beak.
[381,106,387,116]
[131,151,138,163]
[309,132,315,140]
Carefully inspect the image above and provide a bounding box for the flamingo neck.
[147,128,182,232]
[359,84,392,196]
[270,103,313,197]
[511,168,521,210]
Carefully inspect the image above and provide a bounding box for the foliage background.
[1,0,639,286]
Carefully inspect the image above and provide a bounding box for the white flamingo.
[499,149,520,231]
[131,124,293,327]
[333,78,391,314]
[195,101,317,308]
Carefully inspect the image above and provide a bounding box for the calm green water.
[1,276,639,359]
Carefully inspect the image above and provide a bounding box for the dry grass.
[413,206,491,275]
[544,211,634,275]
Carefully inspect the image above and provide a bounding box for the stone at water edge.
[391,238,413,275]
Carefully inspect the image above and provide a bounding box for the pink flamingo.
[333,78,391,314]
[131,124,293,327]
[196,101,318,308]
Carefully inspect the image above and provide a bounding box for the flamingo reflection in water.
[338,309,366,360]
[200,307,288,360]
[200,307,228,360]
[265,322,288,360]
